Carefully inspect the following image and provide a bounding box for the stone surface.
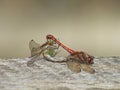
[0,57,120,90]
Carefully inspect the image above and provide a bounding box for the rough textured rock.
[0,57,120,90]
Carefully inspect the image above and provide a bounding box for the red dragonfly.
[46,34,94,65]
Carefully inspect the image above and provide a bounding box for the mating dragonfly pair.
[27,34,95,74]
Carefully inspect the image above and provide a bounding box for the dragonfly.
[27,34,95,74]
[44,34,95,73]
[27,39,60,66]
[46,34,94,64]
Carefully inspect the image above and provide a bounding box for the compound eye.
[46,34,53,39]
[88,57,94,64]
[88,57,91,61]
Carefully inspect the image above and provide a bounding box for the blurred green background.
[0,0,120,58]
